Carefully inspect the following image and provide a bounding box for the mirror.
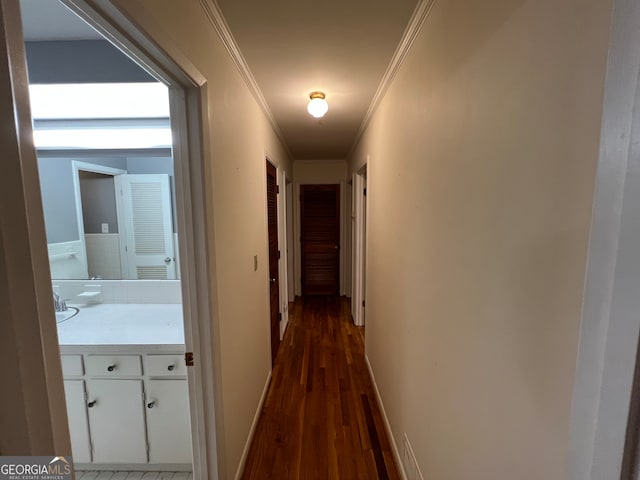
[32,83,179,281]
[39,155,179,280]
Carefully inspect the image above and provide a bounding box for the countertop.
[56,303,185,346]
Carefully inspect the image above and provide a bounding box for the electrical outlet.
[254,255,258,271]
[101,223,109,233]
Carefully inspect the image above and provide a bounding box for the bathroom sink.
[56,307,79,324]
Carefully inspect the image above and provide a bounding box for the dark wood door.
[266,161,280,365]
[301,184,340,295]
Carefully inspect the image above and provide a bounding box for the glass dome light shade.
[307,92,328,118]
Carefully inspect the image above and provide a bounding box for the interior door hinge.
[362,300,365,307]
[364,188,367,196]
[278,250,281,259]
[185,352,194,367]
[279,312,282,321]
[277,185,280,194]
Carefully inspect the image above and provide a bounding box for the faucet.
[53,291,68,312]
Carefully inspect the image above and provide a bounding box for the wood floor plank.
[171,474,189,480]
[241,296,400,479]
[140,473,159,480]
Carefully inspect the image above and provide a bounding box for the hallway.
[241,297,399,479]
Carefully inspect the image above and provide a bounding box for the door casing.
[266,159,281,364]
[351,165,367,326]
[300,184,341,296]
[5,0,223,476]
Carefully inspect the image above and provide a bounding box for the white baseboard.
[365,354,408,480]
[280,305,289,339]
[280,317,289,339]
[234,370,272,480]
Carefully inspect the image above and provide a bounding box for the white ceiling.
[19,0,421,160]
[216,0,420,159]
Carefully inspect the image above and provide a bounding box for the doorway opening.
[285,178,295,304]
[19,0,218,477]
[300,184,341,296]
[266,159,281,365]
[351,165,367,326]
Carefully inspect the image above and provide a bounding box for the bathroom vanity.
[57,304,192,471]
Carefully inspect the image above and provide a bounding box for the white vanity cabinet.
[86,379,148,463]
[144,354,192,464]
[63,380,92,463]
[61,351,192,469]
[145,380,192,463]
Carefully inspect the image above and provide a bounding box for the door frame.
[0,0,71,454]
[299,184,341,296]
[264,157,281,364]
[33,0,220,477]
[351,165,367,326]
[277,169,290,338]
[294,179,347,296]
[285,178,295,304]
[567,0,640,478]
[71,160,127,279]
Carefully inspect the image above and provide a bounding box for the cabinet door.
[145,380,192,464]
[86,379,147,463]
[63,380,92,463]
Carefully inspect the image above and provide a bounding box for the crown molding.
[347,0,437,159]
[199,0,293,161]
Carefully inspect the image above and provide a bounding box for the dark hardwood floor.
[241,296,400,480]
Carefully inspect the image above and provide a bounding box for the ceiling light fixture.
[307,91,328,118]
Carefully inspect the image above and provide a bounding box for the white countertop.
[56,303,185,345]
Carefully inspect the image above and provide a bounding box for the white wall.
[349,0,614,479]
[293,159,349,296]
[104,2,293,478]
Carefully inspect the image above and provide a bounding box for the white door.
[145,379,192,464]
[86,379,147,464]
[63,380,92,463]
[115,174,176,280]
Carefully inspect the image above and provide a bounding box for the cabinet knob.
[107,364,116,372]
[167,364,175,371]
[88,400,97,408]
[147,401,155,409]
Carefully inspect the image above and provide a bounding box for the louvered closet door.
[301,184,340,295]
[115,174,176,280]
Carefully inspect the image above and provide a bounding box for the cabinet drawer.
[61,355,84,376]
[85,355,142,376]
[145,355,187,377]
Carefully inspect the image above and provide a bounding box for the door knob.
[147,401,155,409]
[107,364,116,372]
[167,364,175,371]
[164,257,172,264]
[88,400,97,408]
[270,278,276,284]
